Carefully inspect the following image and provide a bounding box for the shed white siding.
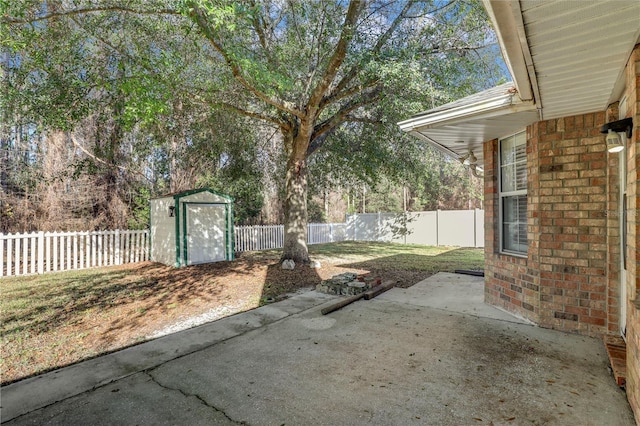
[150,189,234,267]
[150,197,176,266]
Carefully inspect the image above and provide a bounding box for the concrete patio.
[1,272,636,425]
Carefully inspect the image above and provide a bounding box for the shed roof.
[151,188,234,201]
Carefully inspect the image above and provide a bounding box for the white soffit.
[398,83,538,166]
[513,0,640,119]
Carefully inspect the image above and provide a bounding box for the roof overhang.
[400,0,640,168]
[482,0,538,105]
[483,0,640,120]
[398,83,539,166]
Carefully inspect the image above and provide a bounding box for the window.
[499,131,527,255]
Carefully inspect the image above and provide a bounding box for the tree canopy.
[2,1,505,261]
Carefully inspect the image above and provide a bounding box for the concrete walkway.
[2,272,636,425]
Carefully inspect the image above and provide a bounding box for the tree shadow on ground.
[261,262,323,302]
[1,245,483,384]
[2,257,288,367]
[2,259,266,336]
[1,256,285,384]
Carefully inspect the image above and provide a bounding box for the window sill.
[499,250,528,259]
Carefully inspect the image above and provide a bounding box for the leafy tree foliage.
[2,1,503,260]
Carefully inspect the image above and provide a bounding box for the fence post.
[0,234,4,277]
[475,208,484,248]
[473,208,478,248]
[15,236,20,275]
[22,235,28,275]
[45,232,51,272]
[66,233,71,271]
[37,231,44,274]
[7,236,12,276]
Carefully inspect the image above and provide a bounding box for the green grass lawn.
[249,241,484,271]
[307,241,484,272]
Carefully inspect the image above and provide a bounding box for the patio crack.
[144,372,249,425]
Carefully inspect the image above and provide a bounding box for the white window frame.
[499,130,528,257]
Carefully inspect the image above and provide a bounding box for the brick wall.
[484,137,541,324]
[536,112,613,335]
[484,111,616,335]
[484,43,640,423]
[622,43,640,423]
[484,44,640,422]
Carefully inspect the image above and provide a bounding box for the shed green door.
[185,203,226,265]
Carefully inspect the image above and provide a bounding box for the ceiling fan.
[459,150,477,166]
[458,150,483,178]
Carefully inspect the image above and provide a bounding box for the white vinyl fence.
[1,210,481,278]
[234,223,347,252]
[0,230,149,278]
[232,210,482,253]
[346,209,484,248]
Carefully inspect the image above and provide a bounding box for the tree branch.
[70,134,154,184]
[66,14,285,130]
[319,79,379,110]
[307,87,381,155]
[306,0,363,114]
[187,3,304,120]
[404,0,455,19]
[313,91,378,138]
[2,6,181,24]
[214,102,285,127]
[343,116,381,125]
[248,0,269,51]
[327,1,414,103]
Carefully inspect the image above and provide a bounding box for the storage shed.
[150,189,234,267]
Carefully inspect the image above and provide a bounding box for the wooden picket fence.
[0,230,149,278]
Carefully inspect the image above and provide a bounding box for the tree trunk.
[281,131,311,264]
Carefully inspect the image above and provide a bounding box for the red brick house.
[399,0,640,420]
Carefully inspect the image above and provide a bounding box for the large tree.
[3,0,502,262]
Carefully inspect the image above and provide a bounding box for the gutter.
[482,0,542,119]
[398,93,535,132]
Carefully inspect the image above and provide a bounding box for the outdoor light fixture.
[168,206,175,217]
[459,150,482,178]
[606,129,624,153]
[600,117,632,153]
